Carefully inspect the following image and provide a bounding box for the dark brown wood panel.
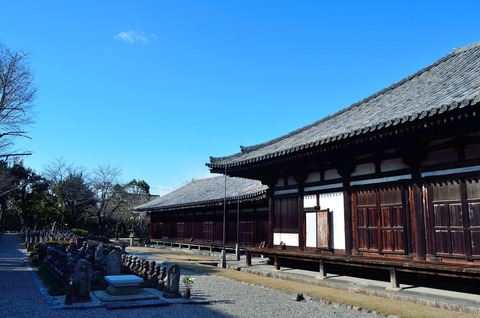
[239,221,254,245]
[427,180,480,259]
[176,222,185,239]
[203,221,213,241]
[274,197,299,231]
[354,187,407,255]
[317,210,330,249]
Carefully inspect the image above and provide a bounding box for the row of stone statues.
[24,228,78,251]
[121,254,171,291]
[30,236,186,302]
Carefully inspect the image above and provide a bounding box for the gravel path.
[0,233,376,318]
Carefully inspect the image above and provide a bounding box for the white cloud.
[114,30,153,44]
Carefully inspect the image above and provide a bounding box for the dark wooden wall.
[274,197,298,232]
[149,200,269,247]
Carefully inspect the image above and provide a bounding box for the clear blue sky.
[1,1,480,195]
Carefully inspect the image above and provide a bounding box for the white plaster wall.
[351,162,375,176]
[287,176,297,186]
[306,171,321,183]
[305,213,317,248]
[324,169,341,180]
[381,158,409,172]
[303,195,316,208]
[319,192,345,250]
[275,178,285,187]
[274,233,299,247]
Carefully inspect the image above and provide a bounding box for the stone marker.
[73,259,93,302]
[95,242,104,261]
[163,264,181,298]
[106,249,122,276]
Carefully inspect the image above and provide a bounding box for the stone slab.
[105,299,169,310]
[107,285,140,295]
[93,288,159,302]
[52,292,104,309]
[105,274,143,287]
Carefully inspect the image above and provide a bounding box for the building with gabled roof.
[206,41,480,282]
[134,176,269,246]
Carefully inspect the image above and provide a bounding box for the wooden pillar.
[298,183,305,251]
[386,267,402,291]
[399,143,428,260]
[274,255,280,270]
[268,189,275,249]
[411,172,426,260]
[261,177,277,249]
[343,186,353,254]
[337,159,355,255]
[318,259,327,279]
[246,252,251,266]
[294,171,307,251]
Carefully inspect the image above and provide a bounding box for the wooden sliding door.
[354,187,407,255]
[427,179,480,260]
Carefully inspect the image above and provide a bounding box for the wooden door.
[203,221,213,242]
[176,222,185,239]
[316,210,330,249]
[468,180,480,257]
[379,189,406,253]
[428,180,480,259]
[356,190,380,252]
[354,187,407,254]
[239,221,254,245]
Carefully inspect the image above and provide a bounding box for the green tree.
[0,160,47,230]
[53,172,96,229]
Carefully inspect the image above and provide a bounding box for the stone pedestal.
[105,275,143,295]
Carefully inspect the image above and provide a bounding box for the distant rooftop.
[133,176,267,212]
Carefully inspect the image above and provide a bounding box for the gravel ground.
[0,233,377,318]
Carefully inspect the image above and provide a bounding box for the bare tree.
[0,44,36,158]
[43,158,76,185]
[90,164,125,231]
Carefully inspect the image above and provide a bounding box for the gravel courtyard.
[0,232,375,318]
[1,233,477,318]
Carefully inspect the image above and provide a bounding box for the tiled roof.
[208,41,480,169]
[133,176,267,212]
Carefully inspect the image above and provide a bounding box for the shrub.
[71,228,88,236]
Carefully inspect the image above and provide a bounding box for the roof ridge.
[133,175,267,211]
[452,40,480,54]
[211,41,480,163]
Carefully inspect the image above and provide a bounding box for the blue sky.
[2,1,480,195]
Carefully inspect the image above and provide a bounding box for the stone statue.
[95,242,104,261]
[163,264,181,298]
[129,256,138,272]
[147,261,156,276]
[157,266,167,291]
[106,249,122,276]
[149,265,161,287]
[73,259,93,302]
[140,260,149,278]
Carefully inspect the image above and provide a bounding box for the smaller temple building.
[133,176,268,247]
